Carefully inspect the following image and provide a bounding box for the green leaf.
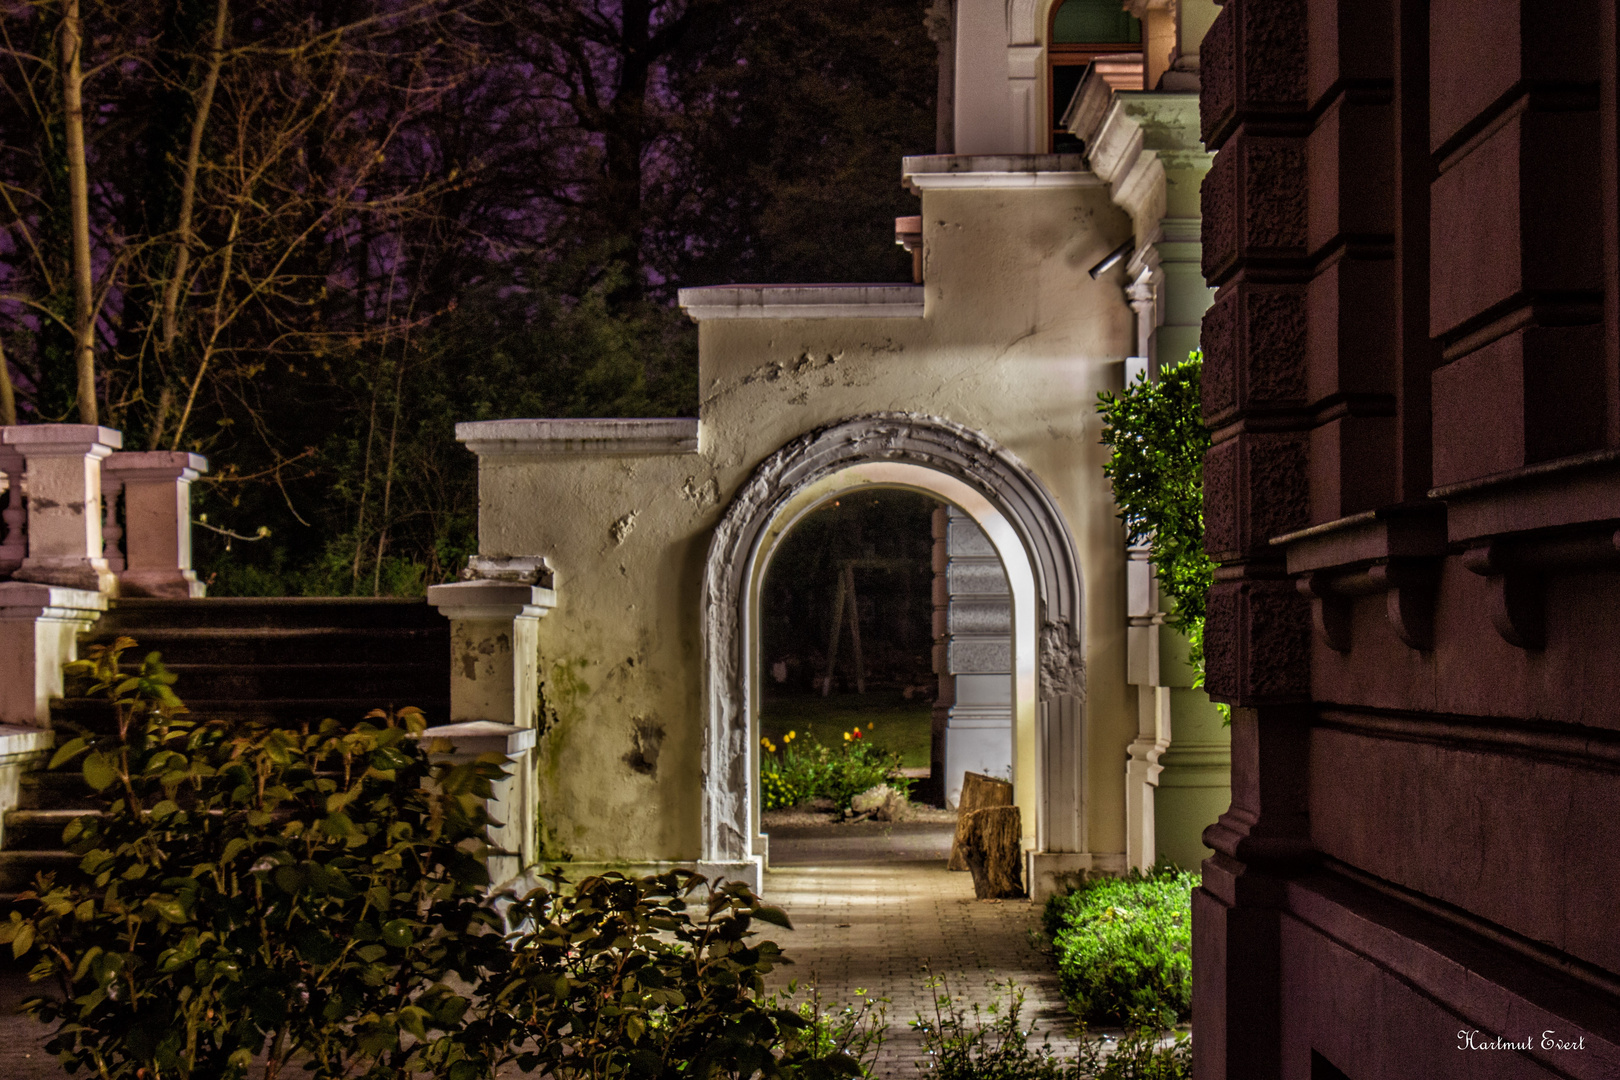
[321,812,355,839]
[49,737,88,770]
[751,905,793,930]
[82,752,117,793]
[382,919,414,948]
[10,923,33,958]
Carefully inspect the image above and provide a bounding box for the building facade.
[1194,1,1620,1076]
[455,0,1228,894]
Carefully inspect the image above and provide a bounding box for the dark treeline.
[0,0,935,594]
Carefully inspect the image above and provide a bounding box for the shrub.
[3,637,509,1079]
[1,638,884,1079]
[449,871,883,1079]
[911,974,1190,1080]
[1096,354,1213,685]
[763,729,909,812]
[1042,864,1196,1027]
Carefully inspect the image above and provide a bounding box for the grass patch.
[1042,864,1196,1028]
[760,691,932,769]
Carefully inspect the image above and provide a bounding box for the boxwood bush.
[1041,864,1196,1027]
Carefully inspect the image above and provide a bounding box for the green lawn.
[759,691,933,769]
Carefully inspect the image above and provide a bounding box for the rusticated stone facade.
[1195,1,1620,1078]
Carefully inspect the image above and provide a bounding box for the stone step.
[51,695,450,730]
[0,850,78,893]
[3,809,94,851]
[85,626,448,667]
[16,771,99,811]
[94,597,447,633]
[131,662,446,703]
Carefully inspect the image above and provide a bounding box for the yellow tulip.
[843,732,852,742]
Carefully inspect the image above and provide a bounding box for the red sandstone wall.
[1193,1,1620,1077]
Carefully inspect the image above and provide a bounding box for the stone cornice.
[455,418,699,459]
[901,154,1102,193]
[1077,91,1209,222]
[677,285,924,321]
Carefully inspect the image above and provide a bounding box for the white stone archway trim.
[698,413,1089,894]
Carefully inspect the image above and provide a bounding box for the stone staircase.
[0,598,451,898]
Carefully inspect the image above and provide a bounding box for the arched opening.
[1049,0,1144,152]
[700,415,1087,892]
[756,488,954,812]
[748,466,1036,871]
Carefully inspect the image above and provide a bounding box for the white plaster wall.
[954,0,1019,154]
[474,179,1136,865]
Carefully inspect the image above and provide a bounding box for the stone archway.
[700,413,1086,887]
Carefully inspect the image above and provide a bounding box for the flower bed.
[760,726,910,811]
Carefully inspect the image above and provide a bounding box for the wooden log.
[961,805,1024,899]
[947,771,1013,871]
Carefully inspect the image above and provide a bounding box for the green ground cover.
[759,692,932,769]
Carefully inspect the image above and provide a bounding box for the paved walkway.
[762,820,1084,1076]
[0,822,1083,1079]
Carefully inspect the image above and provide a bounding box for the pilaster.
[426,570,556,888]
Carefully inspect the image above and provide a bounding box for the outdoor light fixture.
[1088,238,1134,278]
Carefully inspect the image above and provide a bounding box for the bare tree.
[56,0,96,422]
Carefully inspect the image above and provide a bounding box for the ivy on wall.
[1097,353,1216,686]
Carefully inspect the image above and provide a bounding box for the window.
[1048,0,1144,151]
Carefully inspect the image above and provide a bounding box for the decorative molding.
[456,418,699,459]
[1274,505,1446,653]
[901,154,1101,192]
[1461,531,1620,651]
[700,413,1086,866]
[677,285,924,321]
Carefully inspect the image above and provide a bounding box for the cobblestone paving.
[762,821,1085,1078]
[0,822,1084,1079]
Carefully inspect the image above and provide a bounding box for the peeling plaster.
[610,512,638,545]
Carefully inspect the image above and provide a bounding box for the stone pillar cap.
[427,579,556,619]
[420,720,537,760]
[1,424,122,451]
[105,451,209,479]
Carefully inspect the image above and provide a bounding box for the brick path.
[761,820,1085,1077]
[0,822,1084,1079]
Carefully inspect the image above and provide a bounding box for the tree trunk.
[159,0,230,357]
[59,0,97,424]
[961,805,1023,899]
[0,336,16,425]
[948,771,1013,871]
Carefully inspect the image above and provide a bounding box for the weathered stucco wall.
[471,170,1139,868]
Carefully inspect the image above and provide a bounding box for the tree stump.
[947,771,1013,871]
[960,805,1024,899]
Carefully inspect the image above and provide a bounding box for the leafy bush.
[762,728,909,811]
[449,871,882,1079]
[911,974,1190,1080]
[2,638,885,1079]
[3,637,509,1079]
[1096,354,1214,684]
[1042,865,1197,1028]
